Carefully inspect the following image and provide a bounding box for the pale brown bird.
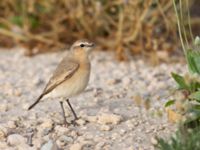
[28,40,95,125]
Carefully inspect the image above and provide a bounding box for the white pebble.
[41,140,59,150]
[0,125,8,139]
[70,143,83,150]
[97,113,122,125]
[7,121,17,129]
[7,134,26,146]
[40,119,53,129]
[56,135,73,147]
[151,137,158,145]
[54,125,69,135]
[100,125,112,131]
[0,104,8,112]
[85,116,97,123]
[76,119,86,126]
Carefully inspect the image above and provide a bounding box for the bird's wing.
[42,57,79,96]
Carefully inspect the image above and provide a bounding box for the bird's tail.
[28,94,44,110]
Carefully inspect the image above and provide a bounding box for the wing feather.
[42,57,79,95]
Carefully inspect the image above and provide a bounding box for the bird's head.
[71,40,95,56]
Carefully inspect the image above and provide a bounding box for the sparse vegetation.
[156,127,200,150]
[156,0,200,149]
[0,0,189,59]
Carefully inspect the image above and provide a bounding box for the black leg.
[66,99,78,121]
[60,101,68,125]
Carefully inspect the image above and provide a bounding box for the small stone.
[86,116,97,123]
[14,89,22,97]
[54,125,69,135]
[56,135,73,146]
[0,126,8,139]
[41,140,59,150]
[0,104,8,112]
[127,146,134,150]
[40,119,53,129]
[95,142,105,150]
[22,103,30,110]
[151,137,158,145]
[97,113,122,125]
[119,129,126,135]
[7,134,26,146]
[111,133,119,140]
[100,125,111,131]
[17,144,36,150]
[70,143,83,150]
[76,119,86,126]
[28,113,37,120]
[122,77,131,85]
[125,120,135,129]
[7,121,17,129]
[70,130,78,137]
[106,79,121,85]
[0,141,7,149]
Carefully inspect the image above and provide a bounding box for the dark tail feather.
[28,94,44,110]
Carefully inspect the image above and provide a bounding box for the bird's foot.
[70,117,80,126]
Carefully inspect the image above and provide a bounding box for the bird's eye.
[80,44,85,47]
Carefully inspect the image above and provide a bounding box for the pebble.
[70,143,83,150]
[54,125,70,135]
[106,79,121,85]
[95,142,106,150]
[111,133,119,140]
[76,119,86,126]
[41,140,59,150]
[22,103,30,110]
[97,113,122,125]
[86,116,97,123]
[7,134,26,146]
[0,141,7,149]
[0,104,8,112]
[7,121,17,129]
[0,125,8,140]
[151,137,158,145]
[17,144,36,150]
[100,125,112,131]
[122,77,131,85]
[40,119,53,129]
[56,135,73,146]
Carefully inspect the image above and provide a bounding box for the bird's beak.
[88,43,95,48]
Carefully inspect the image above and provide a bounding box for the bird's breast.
[46,62,91,99]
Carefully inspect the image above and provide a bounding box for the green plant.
[155,1,200,149]
[164,0,200,126]
[155,127,200,150]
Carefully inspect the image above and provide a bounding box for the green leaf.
[171,72,188,89]
[29,15,40,29]
[165,100,175,107]
[184,108,200,128]
[194,36,200,46]
[186,50,200,75]
[193,104,200,110]
[189,91,200,101]
[189,81,200,92]
[9,16,23,27]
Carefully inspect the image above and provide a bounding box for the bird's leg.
[59,101,68,126]
[65,99,78,125]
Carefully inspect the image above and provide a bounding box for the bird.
[28,39,95,125]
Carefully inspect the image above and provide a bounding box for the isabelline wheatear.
[28,40,95,125]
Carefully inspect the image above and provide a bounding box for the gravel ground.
[0,49,186,150]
